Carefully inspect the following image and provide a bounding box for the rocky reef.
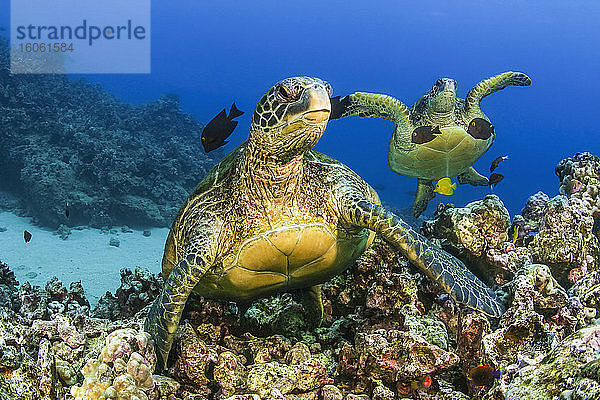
[0,37,222,228]
[1,152,600,400]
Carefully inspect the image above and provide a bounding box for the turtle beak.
[302,85,331,124]
[443,79,457,92]
[433,78,457,95]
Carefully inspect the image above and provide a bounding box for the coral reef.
[511,191,550,240]
[527,196,598,282]
[19,277,90,322]
[1,152,600,399]
[555,152,600,218]
[0,37,221,228]
[70,328,156,400]
[0,260,20,311]
[505,324,600,400]
[93,267,162,320]
[421,195,521,285]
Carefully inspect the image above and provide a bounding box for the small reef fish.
[65,202,70,219]
[468,365,501,386]
[512,226,519,244]
[412,125,442,144]
[566,179,582,195]
[489,173,504,187]
[593,217,600,238]
[329,96,350,120]
[434,177,456,195]
[411,374,433,391]
[23,230,32,243]
[490,155,508,173]
[467,118,494,139]
[201,103,244,153]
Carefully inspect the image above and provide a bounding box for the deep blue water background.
[3,0,600,219]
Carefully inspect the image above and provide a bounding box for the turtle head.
[427,78,457,113]
[249,76,332,161]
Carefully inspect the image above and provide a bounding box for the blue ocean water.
[2,0,599,217]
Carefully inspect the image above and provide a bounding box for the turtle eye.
[276,84,300,103]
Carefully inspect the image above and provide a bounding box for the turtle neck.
[239,139,305,208]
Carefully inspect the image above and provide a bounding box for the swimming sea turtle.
[331,71,531,217]
[145,76,506,370]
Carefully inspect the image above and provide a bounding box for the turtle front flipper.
[343,200,506,317]
[465,71,531,114]
[145,252,211,371]
[413,178,436,218]
[331,92,412,127]
[457,166,489,186]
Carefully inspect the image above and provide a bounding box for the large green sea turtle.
[331,71,531,217]
[145,77,506,370]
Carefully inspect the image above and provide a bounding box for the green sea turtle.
[331,71,531,217]
[144,76,506,370]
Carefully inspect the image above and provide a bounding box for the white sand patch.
[0,211,169,305]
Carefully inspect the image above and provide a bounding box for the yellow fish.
[434,177,456,195]
[512,226,519,244]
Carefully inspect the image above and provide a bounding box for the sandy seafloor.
[0,211,168,305]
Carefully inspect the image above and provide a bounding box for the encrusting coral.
[70,328,156,400]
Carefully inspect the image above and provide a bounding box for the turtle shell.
[163,221,375,302]
[388,124,494,181]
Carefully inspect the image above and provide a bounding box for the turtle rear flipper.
[465,71,531,114]
[344,199,506,317]
[296,284,324,326]
[413,178,436,218]
[457,166,489,186]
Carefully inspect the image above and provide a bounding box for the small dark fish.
[468,365,501,386]
[565,179,582,195]
[24,230,32,243]
[468,118,494,139]
[489,173,504,187]
[592,217,599,238]
[412,125,441,144]
[329,96,351,120]
[201,103,244,152]
[490,155,508,173]
[65,202,70,219]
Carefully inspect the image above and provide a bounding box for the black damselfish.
[490,155,508,173]
[329,96,350,120]
[201,103,244,152]
[468,118,494,139]
[412,125,441,144]
[24,230,32,243]
[468,365,501,386]
[489,173,504,187]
